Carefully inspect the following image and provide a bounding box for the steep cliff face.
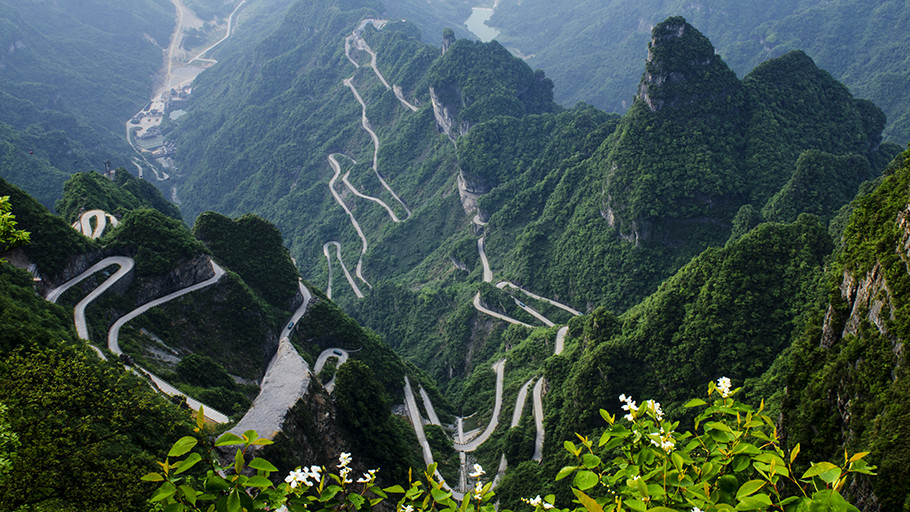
[637,16,741,112]
[784,150,910,511]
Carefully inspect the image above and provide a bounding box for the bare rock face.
[134,253,215,306]
[637,16,738,112]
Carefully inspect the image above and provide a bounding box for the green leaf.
[142,472,165,482]
[168,436,198,457]
[732,454,751,472]
[555,466,577,481]
[573,470,599,491]
[735,493,773,511]
[564,441,578,455]
[647,508,680,512]
[802,461,838,479]
[582,454,602,469]
[175,452,202,475]
[349,493,366,508]
[215,432,246,447]
[571,488,604,512]
[248,457,278,472]
[809,489,852,512]
[163,502,185,512]
[245,475,273,488]
[234,448,244,474]
[383,485,406,493]
[431,488,451,502]
[250,437,274,446]
[150,482,177,502]
[736,480,766,500]
[227,489,241,512]
[625,500,647,512]
[790,443,801,465]
[685,398,707,408]
[179,484,197,506]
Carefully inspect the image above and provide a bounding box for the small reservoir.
[464,7,499,42]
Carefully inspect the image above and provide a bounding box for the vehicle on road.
[332,349,343,356]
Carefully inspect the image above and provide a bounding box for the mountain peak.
[638,16,738,112]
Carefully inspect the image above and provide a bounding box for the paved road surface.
[107,258,229,423]
[189,0,247,63]
[48,255,229,423]
[532,378,545,461]
[454,359,505,452]
[71,210,119,239]
[419,386,441,425]
[342,77,412,218]
[497,281,582,317]
[323,241,364,299]
[555,326,568,355]
[327,154,371,289]
[472,292,534,329]
[510,378,535,428]
[230,281,313,439]
[478,237,493,283]
[313,347,349,393]
[342,169,402,222]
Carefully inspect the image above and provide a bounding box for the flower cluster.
[337,452,353,484]
[521,495,555,509]
[618,394,639,422]
[356,468,379,483]
[284,465,322,489]
[619,394,664,423]
[716,376,732,398]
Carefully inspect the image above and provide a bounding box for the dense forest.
[0,0,909,509]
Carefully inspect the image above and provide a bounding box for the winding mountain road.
[46,255,230,423]
[313,347,349,393]
[323,241,363,299]
[510,378,535,428]
[71,210,119,239]
[532,378,545,461]
[496,281,582,317]
[327,154,371,289]
[554,326,568,355]
[230,281,313,438]
[454,359,505,452]
[189,0,247,64]
[342,77,412,219]
[472,292,534,329]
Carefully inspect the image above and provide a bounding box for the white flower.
[285,467,310,488]
[340,466,352,484]
[469,463,485,478]
[661,438,675,453]
[624,412,634,422]
[645,399,664,421]
[307,465,322,482]
[529,496,543,506]
[692,508,703,512]
[357,472,372,483]
[338,452,352,468]
[717,376,732,398]
[542,502,555,510]
[475,481,484,494]
[401,505,414,512]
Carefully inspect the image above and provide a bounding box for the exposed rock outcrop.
[637,16,740,112]
[134,253,215,306]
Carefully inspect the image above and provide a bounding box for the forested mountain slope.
[170,1,899,405]
[0,175,434,508]
[783,148,910,511]
[0,0,174,206]
[482,0,910,144]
